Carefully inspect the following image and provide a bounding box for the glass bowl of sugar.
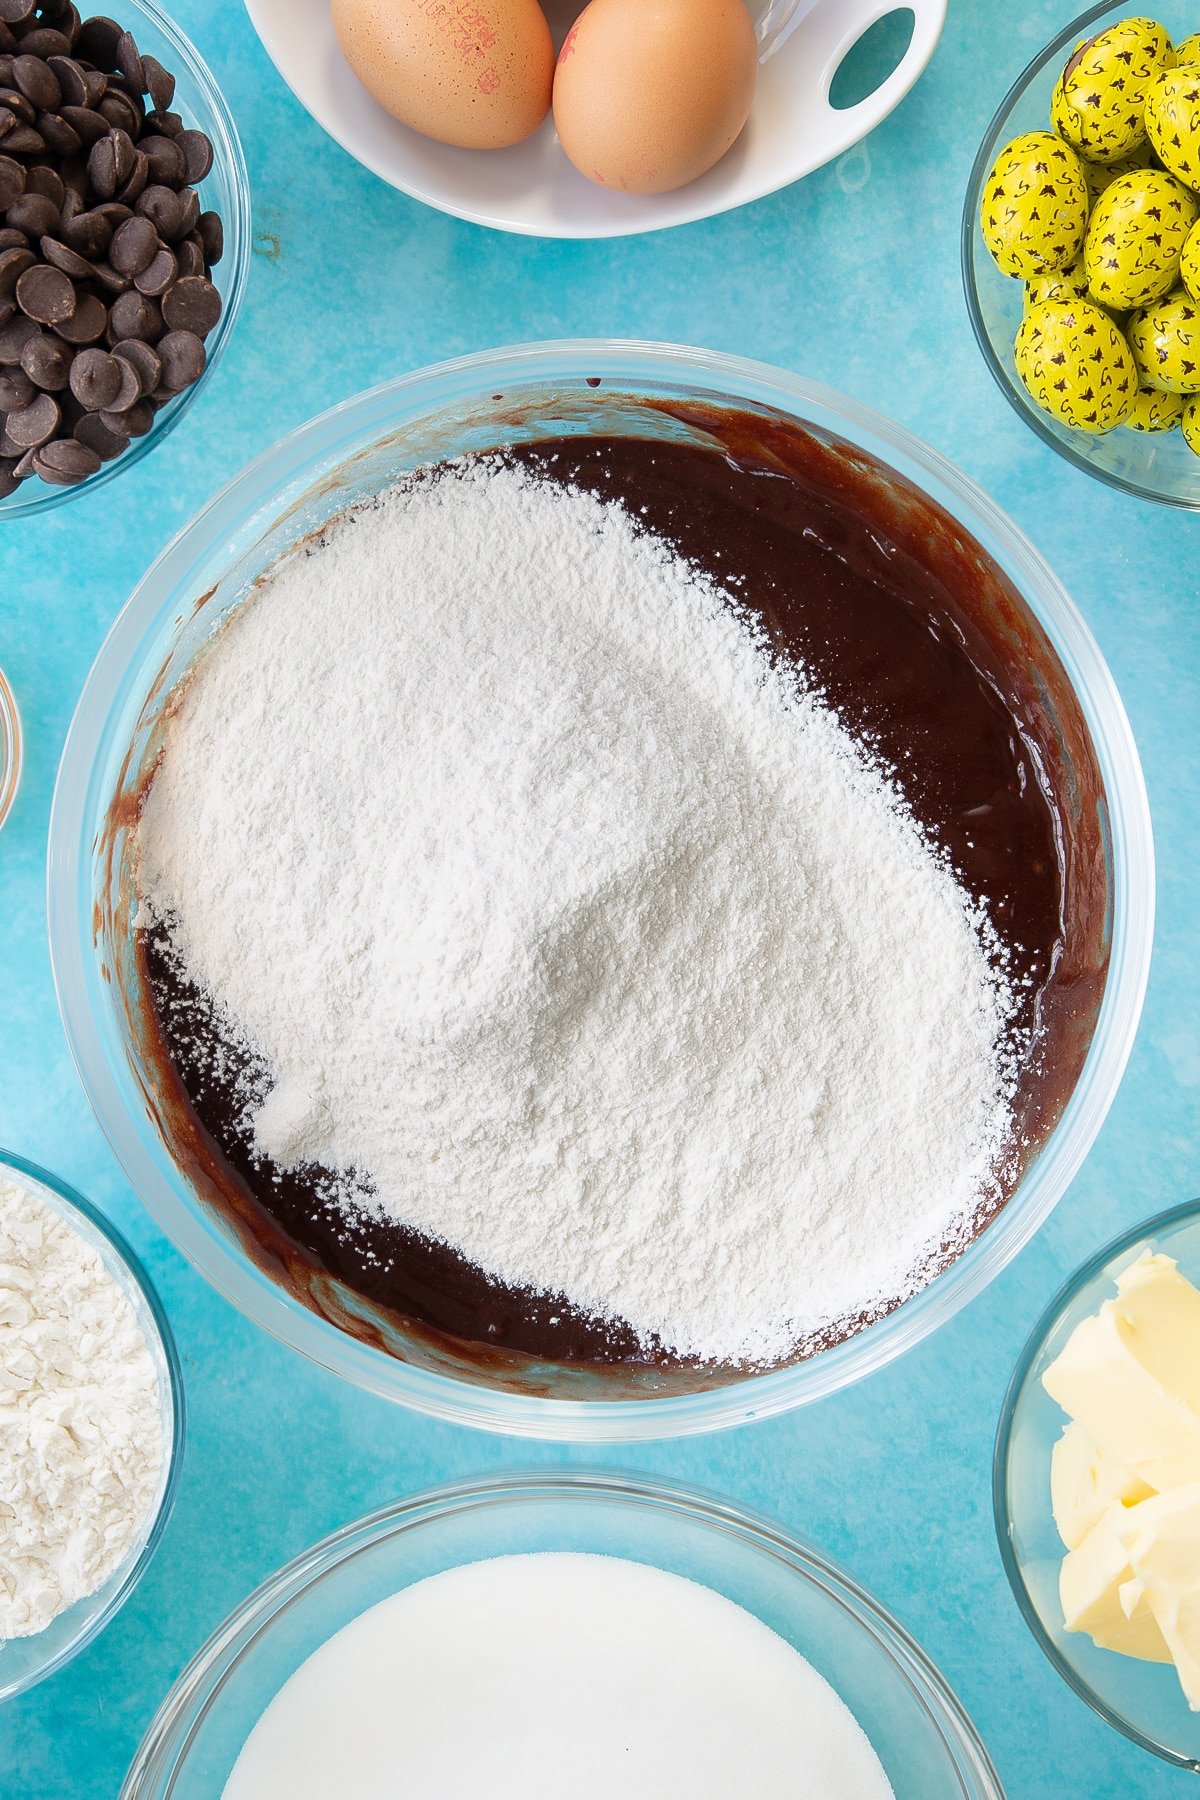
[48,341,1154,1440]
[0,1150,184,1701]
[121,1471,1003,1800]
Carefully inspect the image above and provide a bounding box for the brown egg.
[331,0,555,150]
[552,0,758,196]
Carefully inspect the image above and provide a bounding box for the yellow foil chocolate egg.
[1026,253,1090,309]
[1144,65,1200,190]
[981,132,1089,278]
[330,0,554,150]
[1079,144,1156,210]
[1051,18,1174,163]
[1014,299,1137,430]
[1177,32,1200,64]
[1084,169,1199,309]
[1182,395,1200,451]
[1123,385,1184,428]
[1127,286,1200,389]
[1180,219,1200,298]
[552,0,758,196]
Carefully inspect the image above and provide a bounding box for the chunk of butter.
[1050,1420,1153,1551]
[1117,1484,1200,1708]
[1058,1501,1171,1662]
[1043,1252,1200,1492]
[1043,1249,1200,1710]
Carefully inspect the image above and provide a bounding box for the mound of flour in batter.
[136,458,1019,1365]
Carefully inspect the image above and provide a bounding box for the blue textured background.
[2,2,1197,1794]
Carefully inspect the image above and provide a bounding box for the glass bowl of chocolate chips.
[0,0,249,515]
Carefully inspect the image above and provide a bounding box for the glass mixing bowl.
[0,1150,184,1703]
[120,1471,1004,1800]
[48,341,1155,1439]
[0,0,250,521]
[995,1199,1200,1772]
[962,2,1200,510]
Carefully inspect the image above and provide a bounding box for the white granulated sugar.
[0,1175,164,1638]
[137,459,1019,1365]
[222,1553,896,1800]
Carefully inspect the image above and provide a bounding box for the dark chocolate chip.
[0,243,33,293]
[176,128,212,184]
[20,327,69,387]
[172,184,198,238]
[161,273,218,337]
[74,14,121,63]
[87,125,133,196]
[32,433,99,482]
[0,224,25,249]
[6,190,59,237]
[12,52,58,109]
[0,308,36,358]
[140,53,172,113]
[174,233,202,278]
[0,358,31,406]
[114,146,146,204]
[97,85,138,136]
[135,181,180,238]
[0,458,22,496]
[39,232,92,278]
[0,83,34,123]
[197,209,222,266]
[133,241,172,294]
[113,27,143,92]
[107,284,156,340]
[81,67,106,108]
[156,326,203,391]
[89,257,128,291]
[73,407,122,458]
[16,27,70,57]
[111,333,157,392]
[0,294,12,325]
[93,200,131,227]
[61,205,109,257]
[4,386,56,445]
[109,209,155,274]
[0,0,35,22]
[3,123,45,154]
[138,133,183,185]
[36,108,79,155]
[99,392,149,434]
[51,287,102,341]
[24,164,64,206]
[0,149,21,207]
[47,52,87,107]
[58,101,105,143]
[145,106,180,138]
[67,342,120,408]
[11,444,36,475]
[14,260,73,323]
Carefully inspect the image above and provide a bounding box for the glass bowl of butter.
[995,1199,1200,1771]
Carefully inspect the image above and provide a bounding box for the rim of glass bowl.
[0,665,20,831]
[0,1149,185,1703]
[993,1198,1200,1772]
[960,1,1200,513]
[120,1470,1005,1800]
[47,340,1156,1442]
[0,0,251,522]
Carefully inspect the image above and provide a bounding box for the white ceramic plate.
[242,0,947,237]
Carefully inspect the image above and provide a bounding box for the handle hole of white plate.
[828,8,915,111]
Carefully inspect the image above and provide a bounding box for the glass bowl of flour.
[0,1152,184,1701]
[48,341,1154,1439]
[121,1471,1003,1800]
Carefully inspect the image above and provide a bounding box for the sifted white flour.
[0,1175,164,1638]
[137,459,1020,1365]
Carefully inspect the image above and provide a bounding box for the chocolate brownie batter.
[115,399,1109,1400]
